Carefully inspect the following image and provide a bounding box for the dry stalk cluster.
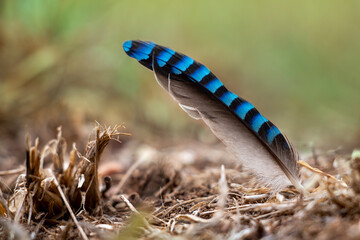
[1,124,126,239]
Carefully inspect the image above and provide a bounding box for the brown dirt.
[0,124,359,240]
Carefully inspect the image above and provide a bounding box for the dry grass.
[0,125,359,240]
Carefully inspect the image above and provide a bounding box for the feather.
[123,40,305,193]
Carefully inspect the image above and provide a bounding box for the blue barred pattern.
[123,40,289,149]
[157,49,175,67]
[190,65,210,81]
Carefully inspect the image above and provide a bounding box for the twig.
[174,214,211,223]
[199,201,300,216]
[254,209,293,220]
[30,213,47,239]
[111,147,155,195]
[51,171,89,240]
[14,190,27,223]
[217,165,228,210]
[111,162,138,194]
[0,168,25,176]
[297,160,347,187]
[242,194,269,202]
[154,174,176,198]
[120,194,152,230]
[120,194,140,214]
[154,196,215,218]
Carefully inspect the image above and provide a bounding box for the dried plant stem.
[51,171,89,240]
[14,190,27,223]
[154,196,215,218]
[0,168,25,176]
[297,160,347,187]
[120,194,140,214]
[112,159,146,195]
[199,201,301,216]
[174,214,210,223]
[120,194,152,230]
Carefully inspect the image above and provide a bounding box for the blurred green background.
[1,0,359,152]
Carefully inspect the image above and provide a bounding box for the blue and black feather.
[123,40,303,191]
[124,40,291,157]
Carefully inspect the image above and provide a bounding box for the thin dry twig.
[14,189,27,223]
[51,170,89,240]
[174,214,211,223]
[112,160,145,195]
[298,160,347,187]
[199,201,301,216]
[154,196,216,218]
[0,168,25,176]
[120,194,152,230]
[111,147,156,195]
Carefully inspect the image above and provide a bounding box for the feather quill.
[123,40,305,193]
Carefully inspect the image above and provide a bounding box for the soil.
[0,124,359,240]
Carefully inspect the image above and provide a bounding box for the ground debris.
[3,124,127,239]
[1,126,360,239]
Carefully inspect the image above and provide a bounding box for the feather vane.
[123,40,305,193]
